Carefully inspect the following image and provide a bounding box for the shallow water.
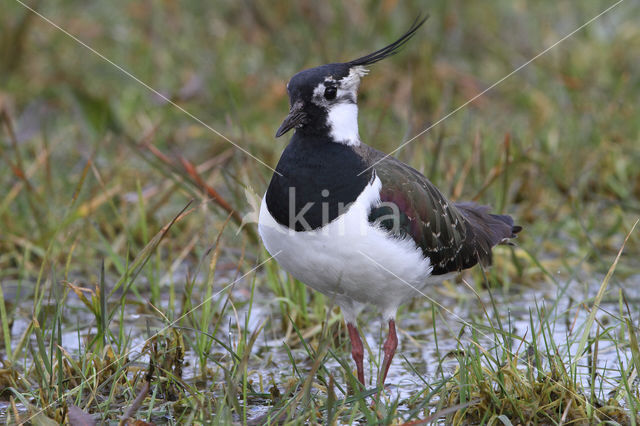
[1,272,638,423]
[219,273,640,421]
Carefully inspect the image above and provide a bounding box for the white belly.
[258,176,436,320]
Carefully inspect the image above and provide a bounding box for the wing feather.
[361,146,519,275]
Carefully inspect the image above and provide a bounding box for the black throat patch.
[266,133,373,231]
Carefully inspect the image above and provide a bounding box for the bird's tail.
[455,202,522,265]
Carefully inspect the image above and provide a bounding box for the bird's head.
[275,16,427,146]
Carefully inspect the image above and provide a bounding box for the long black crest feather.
[347,14,428,67]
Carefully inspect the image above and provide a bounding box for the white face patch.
[341,66,368,91]
[327,103,360,146]
[310,66,368,146]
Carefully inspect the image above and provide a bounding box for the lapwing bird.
[259,17,521,388]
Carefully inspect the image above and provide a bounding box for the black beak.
[275,101,306,137]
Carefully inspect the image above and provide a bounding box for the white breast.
[258,176,435,321]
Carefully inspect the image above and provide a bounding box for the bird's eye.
[324,86,337,100]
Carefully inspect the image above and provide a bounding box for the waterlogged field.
[1,1,640,424]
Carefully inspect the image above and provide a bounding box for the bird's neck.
[325,103,361,146]
[266,135,372,230]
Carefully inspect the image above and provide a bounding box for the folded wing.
[364,149,520,275]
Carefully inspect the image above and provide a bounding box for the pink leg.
[379,319,398,387]
[347,323,365,385]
